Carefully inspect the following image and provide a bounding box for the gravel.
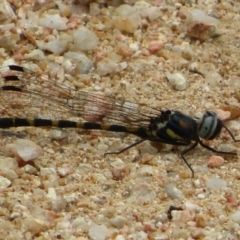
[0,0,240,239]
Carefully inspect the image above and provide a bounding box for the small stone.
[39,14,67,30]
[184,201,201,212]
[57,166,72,177]
[72,217,89,231]
[0,176,11,188]
[115,235,125,240]
[231,211,240,224]
[15,139,43,162]
[110,215,127,229]
[112,15,141,33]
[42,39,68,55]
[2,169,18,181]
[96,58,117,76]
[0,32,20,50]
[195,214,208,228]
[64,52,93,74]
[73,27,99,51]
[24,164,38,174]
[56,2,71,17]
[88,223,112,240]
[218,105,240,120]
[51,196,67,212]
[164,183,183,199]
[206,177,227,191]
[0,157,18,170]
[215,109,231,121]
[171,209,195,223]
[207,155,224,168]
[48,129,68,140]
[0,0,16,22]
[190,228,206,239]
[24,49,45,61]
[185,9,221,41]
[166,72,187,91]
[127,183,157,205]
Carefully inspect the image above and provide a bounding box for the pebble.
[73,27,99,51]
[72,217,89,231]
[24,164,38,174]
[164,183,183,199]
[195,214,208,228]
[4,139,43,162]
[39,14,68,30]
[88,223,112,240]
[0,32,20,50]
[231,211,240,224]
[0,176,11,188]
[42,39,68,55]
[215,109,231,121]
[218,105,240,120]
[24,49,45,61]
[96,58,118,76]
[0,157,18,170]
[48,129,68,140]
[64,51,94,74]
[56,2,71,17]
[206,177,227,191]
[127,183,157,204]
[115,235,125,240]
[207,155,224,168]
[51,196,67,212]
[171,209,195,223]
[112,15,141,33]
[166,72,187,91]
[57,166,72,177]
[0,0,16,22]
[186,9,221,41]
[110,215,127,229]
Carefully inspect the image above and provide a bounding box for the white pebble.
[72,217,89,231]
[231,211,240,224]
[138,165,154,177]
[43,39,68,55]
[0,0,16,22]
[88,223,111,240]
[127,183,157,204]
[110,215,127,229]
[73,27,99,51]
[0,157,18,170]
[164,183,183,199]
[115,235,125,240]
[135,231,148,240]
[0,176,11,188]
[39,14,67,30]
[40,167,57,176]
[166,72,187,91]
[96,58,117,76]
[49,129,68,140]
[64,51,93,74]
[197,193,206,199]
[24,49,45,60]
[206,177,227,191]
[15,139,43,162]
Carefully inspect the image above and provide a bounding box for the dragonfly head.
[198,111,222,140]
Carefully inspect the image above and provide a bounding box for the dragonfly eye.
[198,111,222,140]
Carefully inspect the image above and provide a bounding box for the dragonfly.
[0,65,239,177]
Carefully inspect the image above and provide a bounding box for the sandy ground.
[0,0,240,239]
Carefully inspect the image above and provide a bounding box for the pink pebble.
[207,155,224,168]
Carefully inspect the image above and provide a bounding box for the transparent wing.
[0,65,161,128]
